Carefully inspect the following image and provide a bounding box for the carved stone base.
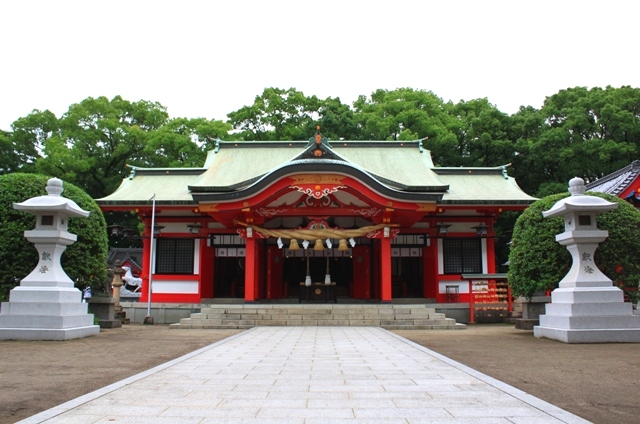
[0,286,99,340]
[534,327,640,343]
[0,326,100,341]
[534,287,640,343]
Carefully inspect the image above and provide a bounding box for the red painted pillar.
[485,236,498,302]
[381,235,392,303]
[255,240,262,299]
[485,237,496,273]
[200,239,214,299]
[244,235,256,303]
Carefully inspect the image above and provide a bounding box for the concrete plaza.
[19,326,588,423]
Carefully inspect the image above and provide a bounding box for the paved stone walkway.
[21,327,589,423]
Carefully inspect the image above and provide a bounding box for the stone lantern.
[534,177,640,343]
[0,178,100,340]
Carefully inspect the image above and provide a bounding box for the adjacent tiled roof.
[436,173,536,204]
[107,248,143,271]
[585,160,640,195]
[97,170,202,205]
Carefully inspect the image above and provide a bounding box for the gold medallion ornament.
[289,175,346,200]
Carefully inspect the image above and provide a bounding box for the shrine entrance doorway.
[392,257,424,298]
[282,256,353,300]
[213,257,245,298]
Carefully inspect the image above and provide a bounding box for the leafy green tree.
[36,96,170,198]
[7,109,59,174]
[316,97,360,141]
[227,87,321,141]
[449,98,514,167]
[508,191,640,301]
[352,88,460,165]
[354,88,445,139]
[144,117,231,167]
[526,87,639,196]
[507,106,548,195]
[352,89,517,168]
[0,129,19,174]
[0,173,109,301]
[507,86,640,197]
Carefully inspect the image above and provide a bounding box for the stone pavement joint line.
[20,327,590,424]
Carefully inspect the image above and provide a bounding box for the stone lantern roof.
[542,177,617,219]
[13,177,89,218]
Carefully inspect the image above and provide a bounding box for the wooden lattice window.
[155,239,194,274]
[442,239,482,274]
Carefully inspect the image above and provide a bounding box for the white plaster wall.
[152,281,199,294]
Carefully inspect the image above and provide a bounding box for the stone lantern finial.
[46,177,64,196]
[568,177,585,196]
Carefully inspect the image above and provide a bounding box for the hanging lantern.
[314,239,324,251]
[436,223,451,236]
[338,239,348,251]
[472,223,490,237]
[289,239,300,251]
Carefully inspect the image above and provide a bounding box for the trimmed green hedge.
[508,191,640,301]
[0,173,108,300]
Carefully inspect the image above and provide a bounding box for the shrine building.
[96,130,536,304]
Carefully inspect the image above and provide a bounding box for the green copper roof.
[190,140,448,192]
[192,142,303,189]
[96,139,536,206]
[331,144,446,190]
[97,173,199,205]
[437,173,536,204]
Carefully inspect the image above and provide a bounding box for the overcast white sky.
[1,0,637,132]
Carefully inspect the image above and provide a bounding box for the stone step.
[214,305,416,312]
[114,311,130,325]
[199,311,440,317]
[195,312,450,320]
[173,304,465,330]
